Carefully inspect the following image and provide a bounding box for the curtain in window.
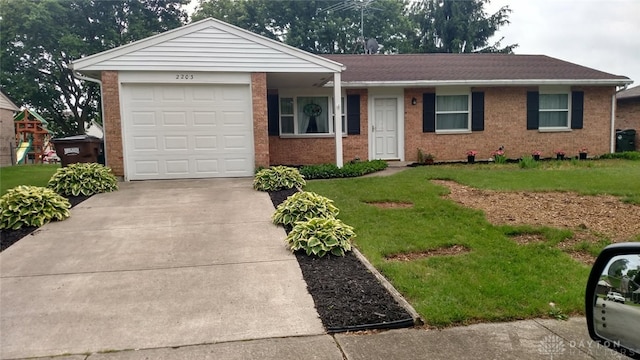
[297,97,328,133]
[436,95,468,130]
[539,94,568,127]
[280,98,294,134]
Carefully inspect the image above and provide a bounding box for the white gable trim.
[71,18,343,73]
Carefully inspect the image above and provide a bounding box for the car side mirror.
[586,243,640,359]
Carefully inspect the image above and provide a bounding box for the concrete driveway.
[0,179,324,359]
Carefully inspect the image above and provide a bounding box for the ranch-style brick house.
[71,18,632,181]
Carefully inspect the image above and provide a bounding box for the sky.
[486,0,640,88]
[185,0,640,88]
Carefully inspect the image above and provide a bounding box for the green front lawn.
[0,164,60,196]
[306,159,640,327]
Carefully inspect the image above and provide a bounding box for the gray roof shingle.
[320,54,630,84]
[617,85,640,100]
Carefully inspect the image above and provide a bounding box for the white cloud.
[487,0,640,86]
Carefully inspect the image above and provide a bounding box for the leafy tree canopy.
[194,0,516,54]
[0,0,188,137]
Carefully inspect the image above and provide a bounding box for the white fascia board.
[327,79,633,88]
[71,18,344,73]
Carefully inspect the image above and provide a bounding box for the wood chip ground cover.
[432,179,640,246]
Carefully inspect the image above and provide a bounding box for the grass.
[0,164,60,196]
[305,159,640,327]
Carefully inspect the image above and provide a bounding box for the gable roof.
[0,89,19,111]
[321,54,631,87]
[71,18,343,74]
[617,85,640,100]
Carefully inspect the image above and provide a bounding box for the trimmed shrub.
[253,166,306,191]
[286,217,355,257]
[48,163,118,196]
[300,160,388,179]
[0,186,71,229]
[272,191,339,227]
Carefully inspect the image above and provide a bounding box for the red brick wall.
[404,86,616,161]
[616,98,640,150]
[251,73,270,168]
[268,89,369,165]
[101,71,124,176]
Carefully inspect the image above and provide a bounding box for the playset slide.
[16,138,32,164]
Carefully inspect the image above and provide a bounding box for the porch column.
[333,72,343,167]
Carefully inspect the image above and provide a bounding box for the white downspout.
[73,73,107,166]
[610,92,616,153]
[334,72,343,167]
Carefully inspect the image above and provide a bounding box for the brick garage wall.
[616,98,640,150]
[269,89,369,165]
[404,86,615,162]
[0,109,16,166]
[101,71,124,176]
[251,73,270,168]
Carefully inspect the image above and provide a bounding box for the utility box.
[615,129,636,152]
[51,135,103,167]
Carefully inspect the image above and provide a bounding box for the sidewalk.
[35,317,615,360]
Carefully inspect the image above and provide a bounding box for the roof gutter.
[73,72,107,166]
[326,79,633,88]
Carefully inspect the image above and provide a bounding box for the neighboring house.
[0,90,19,167]
[616,85,640,150]
[70,18,632,181]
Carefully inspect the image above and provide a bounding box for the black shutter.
[526,91,539,130]
[346,94,360,135]
[471,92,484,131]
[423,93,436,133]
[267,93,279,136]
[571,91,584,129]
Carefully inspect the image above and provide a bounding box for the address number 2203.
[176,74,194,80]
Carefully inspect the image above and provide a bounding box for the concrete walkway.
[1,177,613,360]
[0,179,323,359]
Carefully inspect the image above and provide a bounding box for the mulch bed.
[0,196,90,252]
[269,188,414,333]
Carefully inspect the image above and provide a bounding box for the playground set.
[13,109,55,164]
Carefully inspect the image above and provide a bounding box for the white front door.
[373,98,398,159]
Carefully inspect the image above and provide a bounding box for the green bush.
[0,185,71,229]
[285,217,355,257]
[253,166,306,191]
[272,191,339,227]
[48,163,118,196]
[518,156,540,169]
[300,160,388,179]
[599,151,640,160]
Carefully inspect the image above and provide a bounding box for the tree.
[0,0,188,137]
[194,0,413,54]
[408,0,516,53]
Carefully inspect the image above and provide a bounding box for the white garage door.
[122,84,254,180]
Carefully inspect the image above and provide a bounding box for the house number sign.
[175,74,194,80]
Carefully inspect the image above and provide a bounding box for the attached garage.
[122,83,253,180]
[70,18,343,181]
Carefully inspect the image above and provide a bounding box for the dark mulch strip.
[0,195,91,252]
[295,251,413,332]
[268,187,414,333]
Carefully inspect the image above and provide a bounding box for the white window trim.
[278,93,346,136]
[538,88,572,131]
[435,91,472,134]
